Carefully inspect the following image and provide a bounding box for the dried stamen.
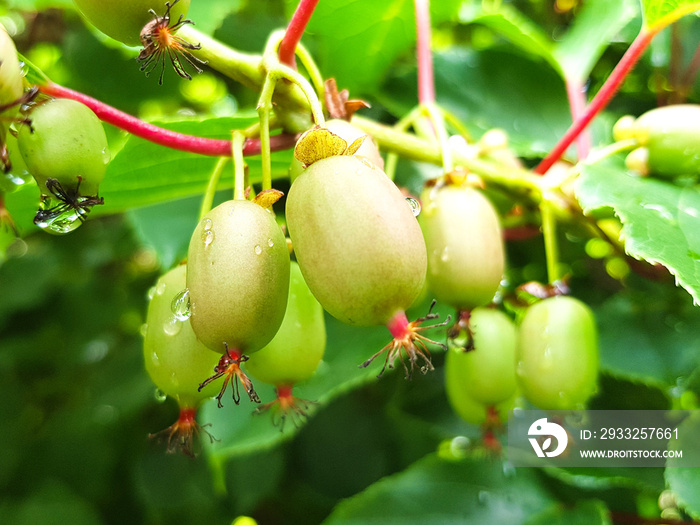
[137,0,206,85]
[359,300,451,379]
[198,344,260,407]
[254,385,317,432]
[148,406,218,457]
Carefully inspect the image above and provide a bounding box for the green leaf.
[525,499,611,525]
[458,3,558,72]
[322,453,555,524]
[201,299,453,462]
[641,0,700,30]
[300,0,461,96]
[554,0,639,81]
[577,159,700,304]
[593,286,700,387]
[381,48,571,156]
[665,413,700,518]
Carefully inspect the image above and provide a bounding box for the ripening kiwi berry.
[616,105,700,179]
[419,181,505,348]
[517,295,599,410]
[286,129,447,379]
[186,198,290,406]
[143,264,220,456]
[16,98,110,234]
[245,261,326,429]
[0,24,23,114]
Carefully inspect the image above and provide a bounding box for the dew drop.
[405,197,421,217]
[440,246,450,262]
[516,360,526,377]
[267,238,274,248]
[641,202,676,223]
[154,388,167,402]
[171,289,191,320]
[202,229,215,248]
[147,286,156,300]
[155,281,166,296]
[202,218,213,230]
[33,193,97,235]
[140,323,149,338]
[477,490,491,505]
[254,245,262,255]
[163,315,182,336]
[539,346,554,371]
[169,372,180,389]
[361,158,374,169]
[150,350,160,366]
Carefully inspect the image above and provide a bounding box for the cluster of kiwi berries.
[26,0,700,457]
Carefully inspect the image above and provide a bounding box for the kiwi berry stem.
[540,197,561,284]
[198,157,229,221]
[232,131,247,200]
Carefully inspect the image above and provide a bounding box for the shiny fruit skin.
[419,184,504,310]
[517,295,599,410]
[286,154,426,326]
[0,24,22,111]
[245,261,326,386]
[73,0,191,47]
[631,104,700,178]
[17,99,110,196]
[186,199,290,354]
[445,348,516,425]
[143,264,220,407]
[447,308,518,406]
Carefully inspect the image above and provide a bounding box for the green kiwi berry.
[186,199,290,355]
[286,154,426,326]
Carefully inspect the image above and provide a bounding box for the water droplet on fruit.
[169,372,179,389]
[171,289,191,320]
[641,202,676,224]
[155,281,167,296]
[516,360,526,376]
[33,194,93,235]
[202,218,213,230]
[150,350,160,366]
[539,346,554,371]
[147,286,156,300]
[154,388,167,402]
[163,315,182,336]
[267,238,274,248]
[361,158,374,169]
[202,229,215,248]
[140,323,149,337]
[440,246,450,262]
[405,197,421,216]
[254,245,262,255]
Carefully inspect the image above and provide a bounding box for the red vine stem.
[38,82,298,156]
[565,77,590,162]
[278,0,320,69]
[414,0,435,105]
[534,28,658,175]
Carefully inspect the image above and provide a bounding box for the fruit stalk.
[38,82,298,156]
[535,28,658,174]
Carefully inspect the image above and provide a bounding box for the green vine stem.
[353,115,541,198]
[540,196,561,284]
[232,131,247,201]
[198,157,230,221]
[423,103,454,173]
